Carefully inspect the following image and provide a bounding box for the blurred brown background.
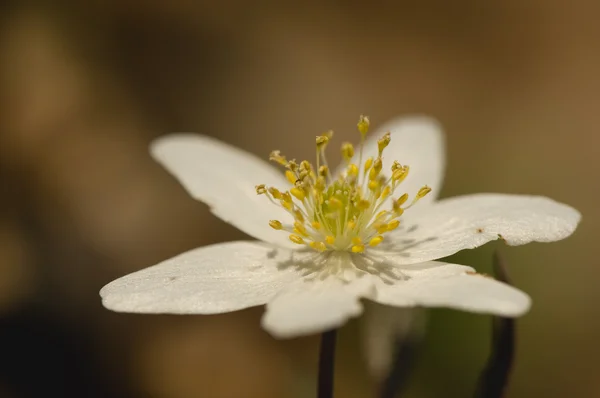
[0,2,595,397]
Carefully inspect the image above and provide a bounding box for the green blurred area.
[0,2,595,397]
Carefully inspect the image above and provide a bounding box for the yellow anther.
[281,201,293,210]
[268,187,282,199]
[289,235,305,244]
[341,142,355,162]
[352,237,362,245]
[347,164,359,178]
[377,132,391,156]
[316,135,330,149]
[416,186,432,199]
[293,209,304,222]
[269,220,283,230]
[325,236,335,245]
[368,180,379,191]
[255,184,267,194]
[392,166,409,183]
[357,115,370,136]
[319,165,329,177]
[315,176,326,192]
[347,220,356,230]
[351,244,365,253]
[376,223,388,234]
[369,236,384,247]
[364,157,373,172]
[287,160,299,172]
[380,186,391,200]
[387,220,400,231]
[269,150,287,165]
[285,170,296,184]
[369,158,383,180]
[375,210,388,219]
[311,221,321,230]
[328,197,343,210]
[294,221,308,236]
[310,242,327,252]
[391,161,402,171]
[324,130,334,139]
[300,160,312,172]
[394,208,404,217]
[290,187,306,201]
[395,193,409,207]
[356,199,370,210]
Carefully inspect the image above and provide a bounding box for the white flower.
[100,116,580,339]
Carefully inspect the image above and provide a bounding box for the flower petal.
[261,275,374,339]
[380,193,581,264]
[100,241,301,314]
[337,116,445,204]
[373,261,531,317]
[151,134,295,248]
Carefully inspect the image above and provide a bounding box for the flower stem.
[317,329,337,398]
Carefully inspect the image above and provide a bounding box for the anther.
[290,187,306,201]
[387,220,400,231]
[255,184,267,194]
[328,197,343,210]
[352,237,362,245]
[268,187,282,199]
[285,170,296,185]
[392,166,409,183]
[357,115,370,136]
[377,132,391,156]
[341,142,355,162]
[289,235,305,244]
[311,221,321,230]
[356,199,370,210]
[269,220,283,230]
[310,242,327,252]
[269,150,287,165]
[351,244,365,253]
[364,157,373,172]
[316,135,330,149]
[319,165,329,177]
[369,236,384,247]
[347,164,359,178]
[325,236,335,245]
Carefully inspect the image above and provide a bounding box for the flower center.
[256,115,431,253]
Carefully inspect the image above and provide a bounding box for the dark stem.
[473,251,516,398]
[317,329,337,398]
[379,335,421,398]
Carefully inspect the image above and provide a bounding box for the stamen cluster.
[256,116,431,253]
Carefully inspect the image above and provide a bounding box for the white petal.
[100,241,301,314]
[374,261,531,316]
[337,116,445,204]
[261,275,375,339]
[151,134,295,248]
[380,193,581,264]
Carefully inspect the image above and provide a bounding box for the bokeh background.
[0,2,595,397]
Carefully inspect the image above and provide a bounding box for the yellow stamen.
[285,170,296,184]
[294,209,304,222]
[369,236,384,247]
[328,197,343,210]
[377,133,391,156]
[319,165,329,177]
[289,234,305,244]
[310,241,327,252]
[269,150,287,165]
[364,157,373,173]
[290,187,306,201]
[387,220,400,231]
[351,244,365,253]
[352,237,362,245]
[294,222,309,237]
[268,187,282,199]
[269,220,283,230]
[255,184,267,194]
[356,199,370,210]
[347,164,358,178]
[341,142,355,161]
[326,236,335,245]
[357,115,370,136]
[311,221,321,230]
